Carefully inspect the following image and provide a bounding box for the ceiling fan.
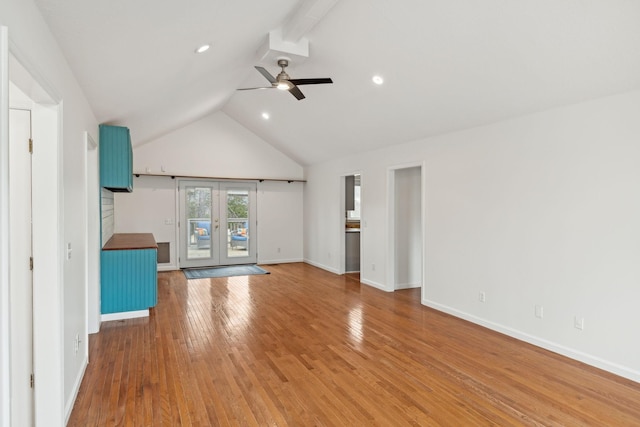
[238,58,333,100]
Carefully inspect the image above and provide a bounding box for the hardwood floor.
[69,263,640,426]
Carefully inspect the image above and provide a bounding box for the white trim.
[0,25,11,427]
[386,161,425,293]
[31,94,64,427]
[394,282,421,290]
[339,171,362,276]
[85,131,97,149]
[64,355,87,425]
[256,258,303,265]
[101,310,149,322]
[303,258,340,275]
[360,278,391,292]
[85,131,101,335]
[422,298,640,384]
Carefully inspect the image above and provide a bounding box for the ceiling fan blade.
[289,78,333,85]
[255,66,276,84]
[289,85,306,100]
[237,86,275,91]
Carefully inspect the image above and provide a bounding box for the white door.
[9,107,34,426]
[179,180,257,268]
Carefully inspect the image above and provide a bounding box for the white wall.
[304,90,640,382]
[1,0,99,424]
[257,181,303,264]
[133,111,303,180]
[115,114,304,266]
[115,176,177,269]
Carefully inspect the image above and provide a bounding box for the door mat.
[183,265,270,279]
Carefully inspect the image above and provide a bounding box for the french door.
[178,180,257,268]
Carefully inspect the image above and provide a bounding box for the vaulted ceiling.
[34,0,640,165]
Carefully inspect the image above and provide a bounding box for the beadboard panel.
[101,189,114,246]
[100,249,157,314]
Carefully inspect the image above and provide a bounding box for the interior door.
[179,180,257,268]
[9,107,34,426]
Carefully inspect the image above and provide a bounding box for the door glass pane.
[186,186,212,260]
[226,189,249,258]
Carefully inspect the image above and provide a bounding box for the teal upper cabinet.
[100,124,133,192]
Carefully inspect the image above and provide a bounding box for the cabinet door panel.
[99,124,133,192]
[101,249,157,314]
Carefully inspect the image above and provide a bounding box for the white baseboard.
[303,258,340,274]
[258,258,303,265]
[101,309,149,322]
[64,354,88,425]
[157,264,177,272]
[422,298,640,384]
[394,282,421,290]
[360,278,392,292]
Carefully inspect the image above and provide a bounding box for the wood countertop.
[103,233,157,251]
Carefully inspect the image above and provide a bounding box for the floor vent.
[157,242,170,264]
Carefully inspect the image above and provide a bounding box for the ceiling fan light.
[277,81,292,90]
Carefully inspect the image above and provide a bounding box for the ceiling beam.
[257,0,339,63]
[282,0,340,43]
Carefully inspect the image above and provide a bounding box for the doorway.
[9,106,34,426]
[178,180,257,268]
[345,174,361,275]
[388,164,424,292]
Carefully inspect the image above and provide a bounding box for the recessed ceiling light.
[261,112,270,120]
[372,75,384,85]
[195,44,210,54]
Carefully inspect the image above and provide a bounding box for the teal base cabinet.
[101,248,157,314]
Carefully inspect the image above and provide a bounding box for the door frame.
[8,46,64,424]
[0,25,11,426]
[386,162,425,293]
[340,172,362,275]
[84,131,100,335]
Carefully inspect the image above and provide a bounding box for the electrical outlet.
[73,334,80,354]
[277,247,281,253]
[371,263,376,271]
[535,305,544,319]
[479,292,486,302]
[574,316,584,330]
